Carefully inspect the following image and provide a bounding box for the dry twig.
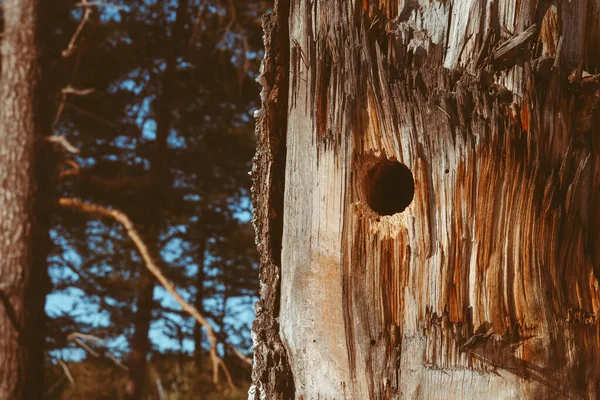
[43,135,81,154]
[64,102,117,127]
[71,337,101,357]
[62,1,93,58]
[55,0,100,125]
[74,1,123,9]
[67,332,106,343]
[57,160,81,179]
[67,331,129,371]
[62,85,95,96]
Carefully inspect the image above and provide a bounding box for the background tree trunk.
[193,233,207,366]
[250,0,600,399]
[0,0,50,398]
[125,2,184,397]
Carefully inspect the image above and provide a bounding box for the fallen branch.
[58,197,242,389]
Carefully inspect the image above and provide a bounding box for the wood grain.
[251,0,600,398]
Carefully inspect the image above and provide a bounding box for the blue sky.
[46,112,256,361]
[47,0,260,363]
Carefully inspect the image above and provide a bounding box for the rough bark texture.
[0,0,48,398]
[248,0,295,398]
[252,0,600,399]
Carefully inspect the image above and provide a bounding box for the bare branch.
[58,198,248,388]
[74,1,124,9]
[67,332,106,344]
[553,35,563,70]
[42,135,81,154]
[53,95,67,126]
[159,306,253,367]
[72,337,100,357]
[62,6,93,58]
[57,159,81,179]
[67,331,129,371]
[64,102,117,127]
[231,346,253,367]
[58,360,76,387]
[62,85,95,96]
[55,1,98,125]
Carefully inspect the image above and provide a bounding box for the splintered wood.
[250,0,600,399]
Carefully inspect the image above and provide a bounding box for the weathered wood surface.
[250,0,600,399]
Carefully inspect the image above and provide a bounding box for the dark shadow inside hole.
[365,160,415,216]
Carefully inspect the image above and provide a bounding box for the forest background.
[6,0,269,398]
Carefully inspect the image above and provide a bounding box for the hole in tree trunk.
[365,159,414,216]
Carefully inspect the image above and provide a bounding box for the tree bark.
[249,1,295,398]
[0,0,50,398]
[250,0,600,399]
[127,272,156,399]
[193,233,207,365]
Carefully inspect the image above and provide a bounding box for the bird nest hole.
[364,159,414,216]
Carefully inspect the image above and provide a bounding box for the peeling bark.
[252,0,600,399]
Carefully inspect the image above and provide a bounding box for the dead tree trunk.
[250,0,600,399]
[0,0,51,398]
